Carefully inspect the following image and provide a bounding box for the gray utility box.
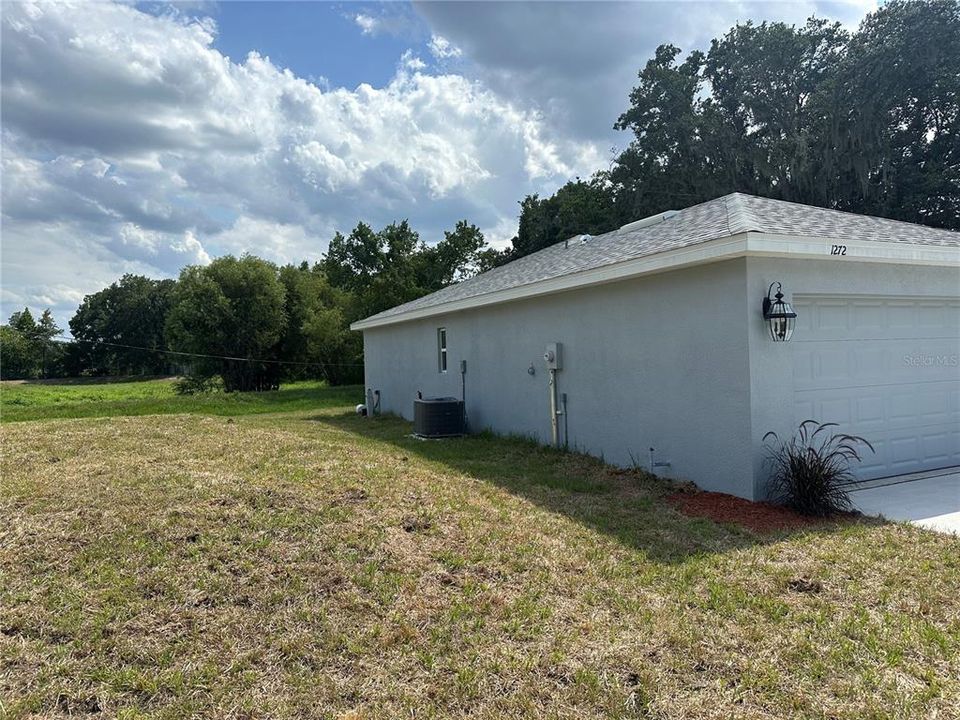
[543,342,562,370]
[413,397,465,438]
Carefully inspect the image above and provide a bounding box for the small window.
[437,327,447,373]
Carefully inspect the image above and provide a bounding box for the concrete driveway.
[850,469,960,535]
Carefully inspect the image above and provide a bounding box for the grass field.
[1,379,958,718]
[0,377,360,422]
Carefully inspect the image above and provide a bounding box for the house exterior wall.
[362,258,757,498]
[363,255,959,500]
[745,257,960,498]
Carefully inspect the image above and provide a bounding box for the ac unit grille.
[413,397,465,438]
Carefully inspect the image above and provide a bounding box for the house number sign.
[829,244,848,256]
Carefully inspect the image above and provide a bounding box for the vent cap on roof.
[564,233,593,248]
[617,210,679,235]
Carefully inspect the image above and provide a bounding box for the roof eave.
[350,232,750,331]
[350,231,960,331]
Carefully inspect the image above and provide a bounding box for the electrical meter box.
[543,342,562,370]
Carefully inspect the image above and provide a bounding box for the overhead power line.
[55,337,365,369]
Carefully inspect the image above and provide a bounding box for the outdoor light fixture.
[762,281,797,342]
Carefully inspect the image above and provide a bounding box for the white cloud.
[1,1,599,329]
[1,220,168,330]
[415,1,878,143]
[172,231,212,266]
[353,13,378,36]
[400,49,427,72]
[209,216,323,263]
[428,34,462,60]
[481,216,522,251]
[349,7,421,39]
[120,223,160,254]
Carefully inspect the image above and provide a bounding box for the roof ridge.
[722,194,734,236]
[739,193,960,235]
[724,193,762,234]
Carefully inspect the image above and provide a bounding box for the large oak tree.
[506,0,959,262]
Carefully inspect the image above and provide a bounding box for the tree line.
[492,0,960,265]
[0,308,66,380]
[0,220,490,389]
[3,0,956,388]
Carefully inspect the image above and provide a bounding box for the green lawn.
[0,377,362,422]
[1,380,957,718]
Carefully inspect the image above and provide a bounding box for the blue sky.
[210,3,419,89]
[2,0,877,333]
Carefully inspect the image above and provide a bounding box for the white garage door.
[792,296,960,481]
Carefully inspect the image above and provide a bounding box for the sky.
[1,0,877,333]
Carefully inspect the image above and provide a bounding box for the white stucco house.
[351,193,960,501]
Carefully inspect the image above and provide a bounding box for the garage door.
[792,296,960,481]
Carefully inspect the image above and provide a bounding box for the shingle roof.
[357,193,959,326]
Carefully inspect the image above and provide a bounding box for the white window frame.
[437,327,447,373]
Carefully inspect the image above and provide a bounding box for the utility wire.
[55,337,366,369]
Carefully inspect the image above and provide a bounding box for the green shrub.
[763,421,874,516]
[173,374,224,396]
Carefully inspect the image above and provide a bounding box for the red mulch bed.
[668,490,845,534]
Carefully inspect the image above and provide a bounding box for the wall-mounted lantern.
[762,282,797,342]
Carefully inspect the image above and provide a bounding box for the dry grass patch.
[1,404,958,719]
